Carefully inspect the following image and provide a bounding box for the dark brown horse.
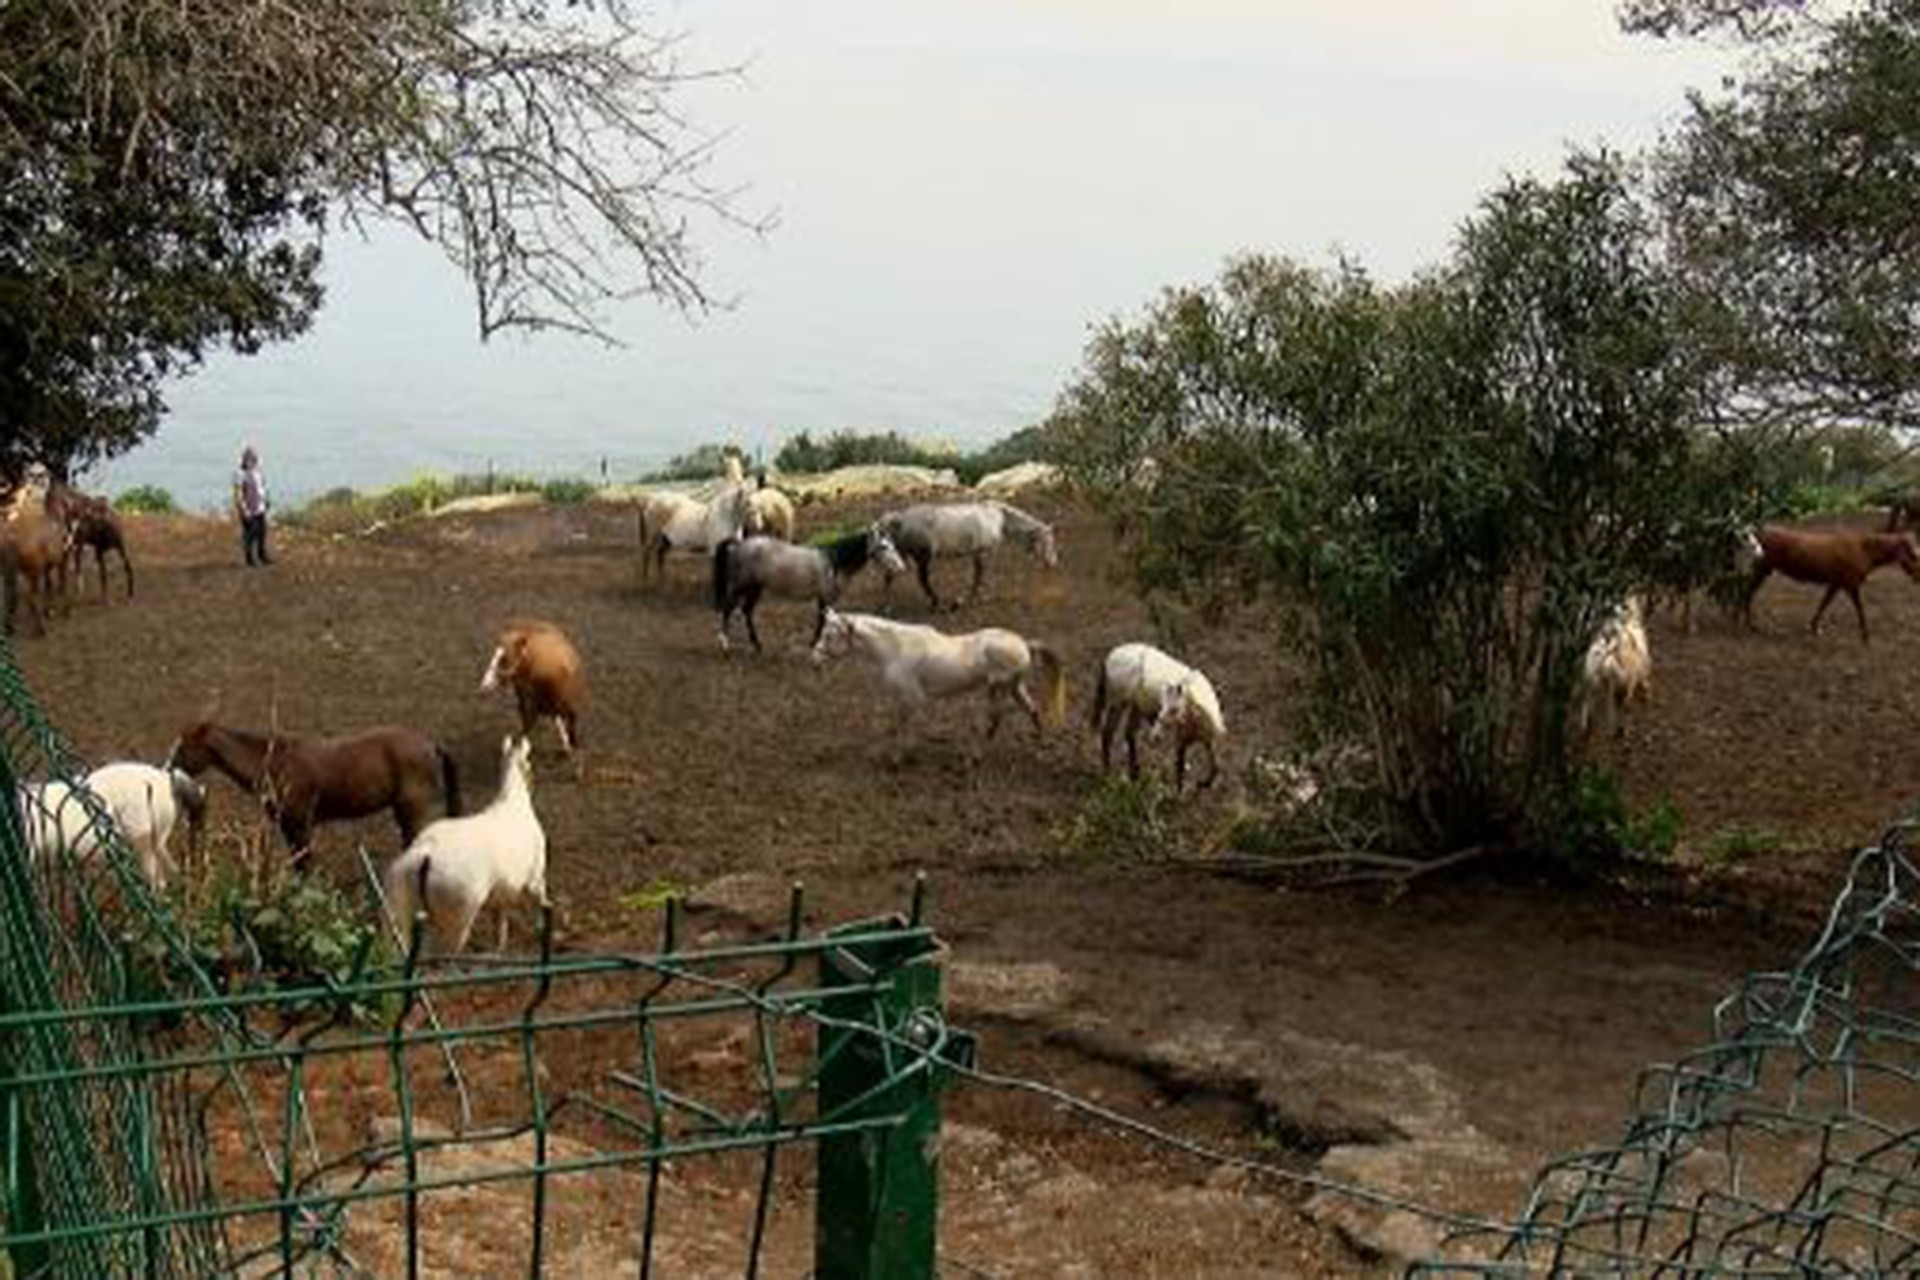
[1744,525,1920,642]
[166,721,463,870]
[65,500,133,601]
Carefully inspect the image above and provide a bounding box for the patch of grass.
[1555,768,1683,865]
[1051,775,1181,863]
[616,879,687,913]
[114,484,177,513]
[283,471,552,531]
[1701,823,1785,868]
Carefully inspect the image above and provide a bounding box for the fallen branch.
[1176,843,1495,889]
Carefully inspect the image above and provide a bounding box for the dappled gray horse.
[712,526,907,652]
[876,500,1057,612]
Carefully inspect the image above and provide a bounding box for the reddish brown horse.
[167,721,462,870]
[1744,525,1920,641]
[55,486,133,602]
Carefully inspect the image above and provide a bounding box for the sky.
[99,1,1736,507]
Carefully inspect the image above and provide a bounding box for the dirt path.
[13,499,1890,1276]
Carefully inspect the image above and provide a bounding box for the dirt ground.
[15,497,1913,1277]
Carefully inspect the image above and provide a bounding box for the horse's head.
[501,734,535,788]
[1032,522,1059,569]
[869,527,907,577]
[811,608,853,666]
[480,632,527,692]
[166,722,215,776]
[1897,535,1920,581]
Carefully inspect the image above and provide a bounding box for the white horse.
[19,762,208,889]
[1579,596,1651,741]
[385,736,547,956]
[811,608,1067,753]
[713,527,906,652]
[876,500,1059,611]
[744,487,797,541]
[1091,644,1227,791]
[636,483,752,586]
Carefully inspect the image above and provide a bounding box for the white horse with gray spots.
[712,526,906,652]
[811,608,1068,755]
[1091,643,1227,791]
[876,500,1058,611]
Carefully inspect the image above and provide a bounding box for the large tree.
[0,1,749,480]
[1625,0,1920,436]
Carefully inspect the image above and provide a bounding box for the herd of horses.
[1,474,133,636]
[14,458,1920,957]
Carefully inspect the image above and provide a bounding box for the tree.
[1626,0,1920,437]
[0,1,752,480]
[1053,155,1762,862]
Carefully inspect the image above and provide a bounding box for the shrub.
[1054,154,1760,862]
[1052,776,1180,863]
[540,477,597,505]
[114,484,177,513]
[642,443,744,483]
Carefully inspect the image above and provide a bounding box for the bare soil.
[16,498,1907,1277]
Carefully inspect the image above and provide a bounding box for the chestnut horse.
[49,481,132,601]
[1743,525,1920,642]
[167,721,462,870]
[1,508,69,635]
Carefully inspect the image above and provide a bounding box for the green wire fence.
[0,637,974,1279]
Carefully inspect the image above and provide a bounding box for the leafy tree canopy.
[0,1,750,480]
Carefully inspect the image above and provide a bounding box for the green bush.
[1052,776,1180,863]
[540,477,597,505]
[114,484,177,513]
[642,443,745,483]
[1553,768,1683,864]
[773,426,1052,485]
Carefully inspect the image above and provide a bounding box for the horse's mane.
[820,529,874,574]
[992,501,1049,541]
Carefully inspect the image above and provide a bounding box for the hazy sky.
[106,2,1734,504]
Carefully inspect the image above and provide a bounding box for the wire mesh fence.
[0,638,971,1279]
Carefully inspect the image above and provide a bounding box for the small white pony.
[876,500,1058,611]
[1579,596,1651,741]
[19,762,207,889]
[1091,644,1227,791]
[636,483,753,586]
[385,736,547,956]
[811,608,1067,751]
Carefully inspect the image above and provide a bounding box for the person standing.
[233,445,272,566]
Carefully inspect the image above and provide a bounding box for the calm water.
[92,2,1732,509]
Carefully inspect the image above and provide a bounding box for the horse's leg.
[1175,738,1191,793]
[1124,709,1143,782]
[1741,565,1772,631]
[968,552,987,606]
[985,685,1007,740]
[1849,586,1869,643]
[516,687,538,739]
[1012,679,1043,733]
[95,546,108,601]
[743,586,765,653]
[1099,707,1119,772]
[395,802,419,849]
[118,545,133,599]
[281,813,314,874]
[914,552,942,612]
[1808,584,1840,635]
[559,711,578,755]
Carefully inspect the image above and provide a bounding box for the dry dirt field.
[14,497,1917,1277]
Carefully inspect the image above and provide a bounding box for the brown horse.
[1744,525,1920,641]
[65,500,133,601]
[166,721,463,870]
[0,508,69,635]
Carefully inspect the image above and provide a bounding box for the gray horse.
[712,526,907,652]
[876,500,1058,612]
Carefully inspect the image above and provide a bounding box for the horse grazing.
[1578,597,1652,741]
[19,763,207,890]
[481,620,586,754]
[712,527,906,653]
[1091,643,1227,791]
[636,484,752,586]
[876,500,1059,611]
[1743,525,1920,641]
[385,736,547,956]
[167,721,462,870]
[811,608,1068,754]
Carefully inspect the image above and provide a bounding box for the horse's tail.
[1090,655,1108,733]
[438,746,463,818]
[712,537,738,611]
[1030,641,1069,730]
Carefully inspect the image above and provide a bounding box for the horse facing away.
[712,526,907,652]
[636,483,752,587]
[811,608,1068,756]
[167,721,462,870]
[1743,525,1920,642]
[876,500,1058,612]
[20,763,207,890]
[1091,643,1227,791]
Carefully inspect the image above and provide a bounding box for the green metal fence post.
[0,731,49,1280]
[813,911,973,1280]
